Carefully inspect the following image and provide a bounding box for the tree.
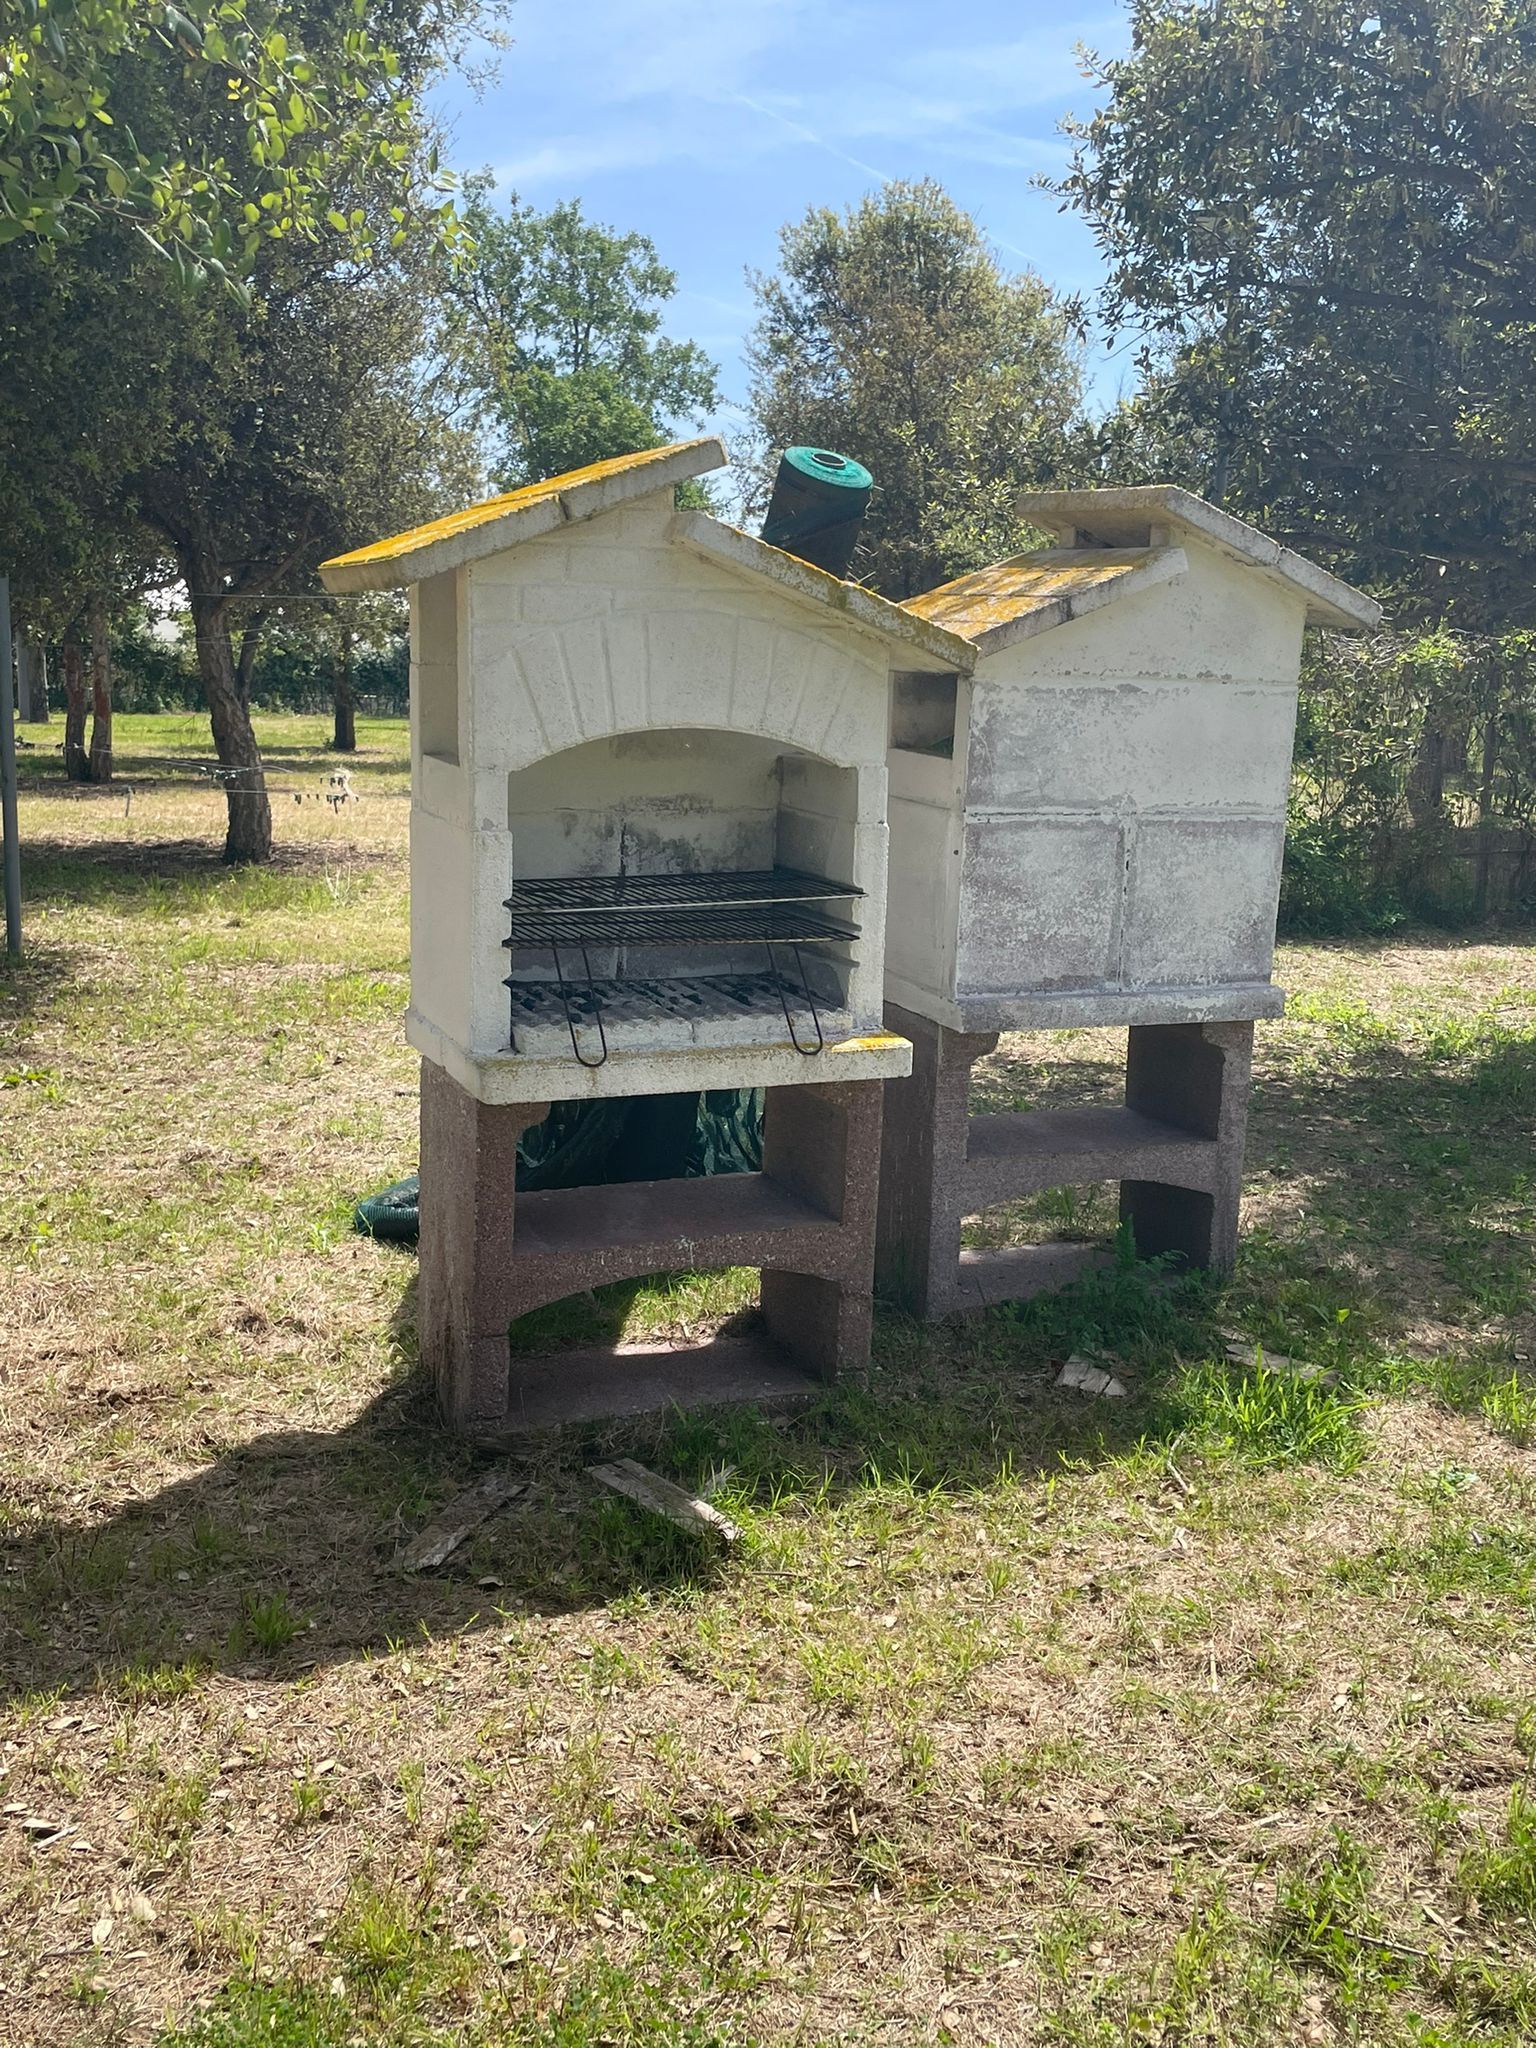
[0,0,500,856]
[0,225,163,780]
[122,229,477,855]
[450,185,721,485]
[744,181,1084,599]
[0,0,459,286]
[1059,0,1536,629]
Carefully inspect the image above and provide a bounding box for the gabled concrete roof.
[319,435,977,671]
[903,545,1187,656]
[1015,484,1381,631]
[319,438,725,593]
[672,512,976,673]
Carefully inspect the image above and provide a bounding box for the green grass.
[3,718,1536,2046]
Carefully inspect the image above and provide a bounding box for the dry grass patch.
[3,716,1535,2045]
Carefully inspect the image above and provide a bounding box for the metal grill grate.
[505,902,858,949]
[503,865,862,1068]
[505,972,827,1032]
[505,866,861,917]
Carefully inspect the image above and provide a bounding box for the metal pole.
[0,576,21,959]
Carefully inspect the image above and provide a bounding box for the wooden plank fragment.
[587,1458,741,1544]
[399,1471,527,1573]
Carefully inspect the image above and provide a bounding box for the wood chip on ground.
[588,1458,742,1542]
[398,1470,527,1572]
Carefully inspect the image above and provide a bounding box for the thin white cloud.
[503,0,809,106]
[726,94,896,186]
[476,0,1093,195]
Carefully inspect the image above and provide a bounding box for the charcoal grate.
[505,973,831,1030]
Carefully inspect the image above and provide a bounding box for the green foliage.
[1275,1827,1388,1979]
[236,1589,302,1652]
[0,1,460,286]
[1007,1228,1214,1364]
[1062,0,1536,629]
[0,0,499,856]
[159,1980,350,2047]
[745,179,1083,598]
[1480,1371,1536,1447]
[1173,1361,1372,1473]
[451,184,720,485]
[1280,627,1536,933]
[1457,1788,1536,1924]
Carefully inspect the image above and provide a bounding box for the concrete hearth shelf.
[962,1104,1220,1208]
[954,1243,1111,1310]
[513,1172,838,1261]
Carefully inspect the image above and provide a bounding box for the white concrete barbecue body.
[890,487,1381,1033]
[321,440,973,1104]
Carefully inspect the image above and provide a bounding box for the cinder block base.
[876,1004,1254,1320]
[417,1059,885,1434]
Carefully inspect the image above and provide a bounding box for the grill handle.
[766,940,825,1056]
[553,944,610,1069]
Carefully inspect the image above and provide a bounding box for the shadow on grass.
[1239,1024,1536,1339]
[0,936,77,1025]
[0,1257,1229,1711]
[15,735,408,795]
[17,836,400,910]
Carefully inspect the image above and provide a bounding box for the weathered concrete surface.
[875,1002,999,1319]
[493,1335,824,1433]
[876,1006,1254,1322]
[1014,484,1381,631]
[887,535,1319,1033]
[406,1006,912,1106]
[320,439,727,592]
[1119,1019,1254,1270]
[394,482,940,1104]
[419,1058,887,1434]
[904,544,1188,655]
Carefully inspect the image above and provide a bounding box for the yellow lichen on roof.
[321,442,706,573]
[903,550,1157,638]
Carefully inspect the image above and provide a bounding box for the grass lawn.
[3,712,1535,2047]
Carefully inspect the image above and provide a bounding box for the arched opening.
[501,728,866,1062]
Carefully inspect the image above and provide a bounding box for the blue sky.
[430,0,1135,443]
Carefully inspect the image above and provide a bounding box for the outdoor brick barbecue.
[878,485,1380,1314]
[320,438,973,1431]
[322,451,1378,1429]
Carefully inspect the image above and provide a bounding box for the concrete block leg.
[759,1076,884,1375]
[875,1003,998,1317]
[1119,1021,1254,1271]
[417,1058,549,1434]
[758,1271,871,1378]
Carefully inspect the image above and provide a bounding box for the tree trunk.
[17,639,48,722]
[187,571,271,863]
[87,597,113,785]
[236,606,269,708]
[331,620,356,752]
[61,630,90,781]
[1406,724,1448,827]
[1473,710,1499,921]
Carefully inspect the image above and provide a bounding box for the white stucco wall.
[885,542,1305,1029]
[405,493,903,1095]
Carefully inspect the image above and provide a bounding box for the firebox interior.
[502,729,864,1062]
